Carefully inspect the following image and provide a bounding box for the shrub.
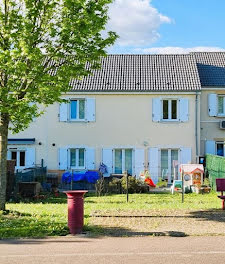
[108,178,122,194]
[121,176,148,193]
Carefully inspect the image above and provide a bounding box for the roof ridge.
[106,54,194,56]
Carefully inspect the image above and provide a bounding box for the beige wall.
[8,93,198,170]
[200,89,225,155]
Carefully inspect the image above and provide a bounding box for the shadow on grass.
[189,209,225,223]
[84,225,188,238]
[8,195,98,205]
[91,214,187,218]
[0,208,189,240]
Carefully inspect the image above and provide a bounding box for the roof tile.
[70,54,201,92]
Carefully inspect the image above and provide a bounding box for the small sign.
[184,174,191,181]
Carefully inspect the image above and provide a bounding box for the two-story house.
[193,52,225,157]
[7,54,205,184]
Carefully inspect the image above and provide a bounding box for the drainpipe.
[195,92,199,162]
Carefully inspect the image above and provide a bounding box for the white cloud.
[107,0,171,46]
[135,46,225,54]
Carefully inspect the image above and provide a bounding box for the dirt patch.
[90,209,225,236]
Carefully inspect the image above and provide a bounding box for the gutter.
[195,92,199,161]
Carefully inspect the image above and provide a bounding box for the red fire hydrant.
[64,190,88,235]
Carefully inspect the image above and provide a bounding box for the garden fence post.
[182,169,184,203]
[124,170,129,203]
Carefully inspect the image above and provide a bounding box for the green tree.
[0,0,117,210]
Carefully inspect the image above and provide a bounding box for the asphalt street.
[1,236,225,264]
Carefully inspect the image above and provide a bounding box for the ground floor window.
[161,149,179,183]
[70,148,85,169]
[114,149,133,175]
[216,142,224,156]
[10,150,26,167]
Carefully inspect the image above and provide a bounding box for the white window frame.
[69,148,86,170]
[217,95,225,116]
[161,99,179,121]
[160,148,180,184]
[10,150,26,169]
[113,148,133,174]
[70,99,86,121]
[216,141,225,156]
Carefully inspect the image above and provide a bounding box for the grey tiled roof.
[70,54,201,92]
[193,52,225,87]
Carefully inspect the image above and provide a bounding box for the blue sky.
[107,0,225,54]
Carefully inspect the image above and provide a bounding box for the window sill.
[160,119,179,123]
[69,119,86,122]
[217,114,225,118]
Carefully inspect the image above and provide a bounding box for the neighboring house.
[194,52,225,157]
[9,53,225,184]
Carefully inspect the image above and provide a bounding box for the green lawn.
[0,192,222,239]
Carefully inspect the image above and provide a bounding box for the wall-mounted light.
[143,141,149,147]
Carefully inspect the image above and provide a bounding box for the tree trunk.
[0,114,9,211]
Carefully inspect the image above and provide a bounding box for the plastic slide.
[144,178,156,188]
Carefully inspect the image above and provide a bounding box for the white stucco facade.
[200,88,225,156]
[7,92,199,183]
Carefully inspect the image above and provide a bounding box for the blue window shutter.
[179,98,189,122]
[180,147,192,164]
[86,148,95,170]
[59,102,68,122]
[148,148,159,184]
[208,94,218,117]
[102,148,113,177]
[134,148,145,178]
[205,141,215,155]
[152,98,161,122]
[25,148,36,168]
[86,98,96,122]
[59,148,68,170]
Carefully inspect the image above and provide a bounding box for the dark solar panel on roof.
[193,52,225,87]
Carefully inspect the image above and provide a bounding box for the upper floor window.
[70,99,85,120]
[218,95,225,115]
[59,98,95,122]
[70,148,85,169]
[208,93,225,117]
[153,98,188,123]
[162,99,178,120]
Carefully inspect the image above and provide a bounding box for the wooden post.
[124,171,129,203]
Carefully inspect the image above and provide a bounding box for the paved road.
[1,236,225,264]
